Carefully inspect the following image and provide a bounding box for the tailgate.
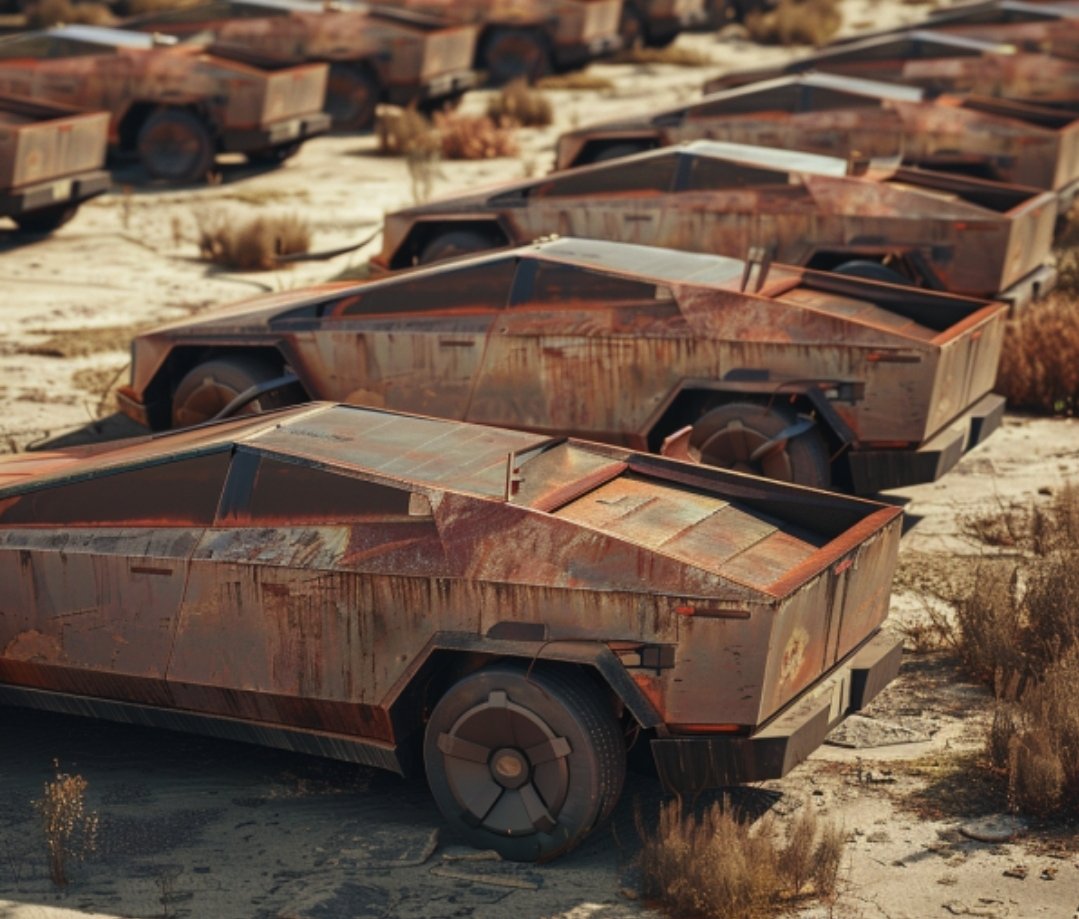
[261,64,328,124]
[0,110,108,190]
[1001,190,1057,290]
[1054,118,1079,190]
[419,26,477,79]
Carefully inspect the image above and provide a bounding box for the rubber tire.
[171,355,293,429]
[424,663,625,862]
[482,27,551,85]
[13,204,78,234]
[419,227,502,265]
[583,141,652,165]
[619,4,648,49]
[326,63,380,131]
[137,109,215,184]
[247,141,302,165]
[690,401,831,488]
[833,260,910,287]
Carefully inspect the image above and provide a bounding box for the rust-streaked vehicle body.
[0,401,904,859]
[377,0,623,84]
[375,141,1058,307]
[0,25,330,183]
[703,31,1079,111]
[0,94,110,233]
[621,0,709,48]
[126,0,479,130]
[119,238,1008,495]
[554,74,1079,209]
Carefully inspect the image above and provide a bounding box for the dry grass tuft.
[376,105,439,158]
[745,0,842,46]
[638,799,844,918]
[434,112,518,160]
[196,210,311,270]
[996,296,1079,415]
[35,760,99,887]
[487,79,553,127]
[536,71,615,91]
[25,0,114,27]
[612,45,714,67]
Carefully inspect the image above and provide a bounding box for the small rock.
[1003,865,1028,880]
[1039,866,1057,881]
[959,815,1027,843]
[1037,486,1052,496]
[863,770,896,785]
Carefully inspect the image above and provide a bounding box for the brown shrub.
[35,761,99,887]
[638,800,845,917]
[376,106,438,157]
[487,79,552,127]
[996,296,1079,415]
[25,0,114,27]
[434,112,518,160]
[196,211,311,270]
[745,0,842,46]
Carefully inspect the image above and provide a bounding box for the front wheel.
[833,259,910,287]
[326,63,380,131]
[482,27,551,84]
[419,227,502,265]
[690,401,831,488]
[171,355,296,429]
[424,663,625,862]
[137,109,215,184]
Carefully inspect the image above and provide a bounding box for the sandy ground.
[1,2,1079,917]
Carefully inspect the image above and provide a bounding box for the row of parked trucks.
[1,0,1077,865]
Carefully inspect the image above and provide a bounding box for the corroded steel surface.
[0,26,328,150]
[126,1,478,102]
[376,141,1057,301]
[703,31,1079,109]
[554,74,1079,193]
[120,238,1007,490]
[0,402,903,757]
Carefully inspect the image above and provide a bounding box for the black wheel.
[482,27,551,84]
[583,140,651,165]
[137,109,215,184]
[13,203,78,234]
[690,401,831,488]
[424,663,625,862]
[419,227,502,265]
[326,63,380,131]
[833,260,910,286]
[171,355,294,429]
[619,4,648,49]
[247,141,302,165]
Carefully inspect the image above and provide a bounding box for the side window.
[511,260,672,309]
[679,157,790,192]
[528,155,678,198]
[0,450,231,527]
[338,258,517,316]
[217,450,413,525]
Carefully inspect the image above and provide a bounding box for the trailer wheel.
[12,204,78,234]
[483,28,551,84]
[419,227,502,265]
[424,663,625,862]
[690,401,831,488]
[137,109,215,184]
[171,355,294,429]
[834,260,910,287]
[326,63,380,131]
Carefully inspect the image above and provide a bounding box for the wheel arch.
[386,217,512,269]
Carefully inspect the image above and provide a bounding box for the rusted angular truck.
[118,238,1008,494]
[126,0,479,130]
[554,74,1079,208]
[621,0,709,48]
[0,25,330,183]
[378,0,623,84]
[703,31,1079,110]
[0,94,110,233]
[0,401,905,859]
[374,141,1058,307]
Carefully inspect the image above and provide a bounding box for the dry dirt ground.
[1,2,1079,917]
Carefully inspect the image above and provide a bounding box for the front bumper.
[553,33,623,68]
[0,169,110,218]
[847,392,1005,494]
[220,112,332,154]
[386,70,479,106]
[651,631,902,794]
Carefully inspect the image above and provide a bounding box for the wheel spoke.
[518,782,557,833]
[437,732,491,765]
[459,778,503,827]
[526,735,570,766]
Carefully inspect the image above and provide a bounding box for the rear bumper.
[386,70,479,106]
[0,169,110,218]
[999,263,1057,315]
[651,631,902,793]
[847,392,1005,494]
[221,112,332,153]
[553,33,623,68]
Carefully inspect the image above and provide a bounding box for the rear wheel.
[619,4,648,49]
[171,355,294,429]
[483,27,551,84]
[424,663,625,862]
[326,63,380,131]
[137,109,215,184]
[833,259,910,287]
[690,401,831,488]
[13,204,78,234]
[419,227,503,265]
